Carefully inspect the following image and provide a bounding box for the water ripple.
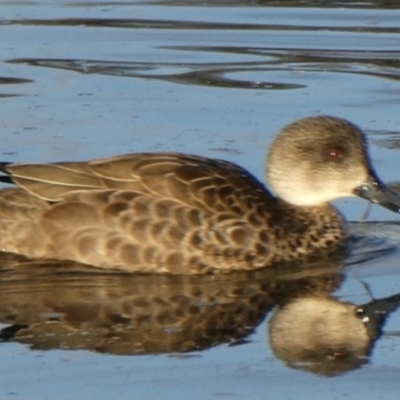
[8,58,305,90]
[8,48,400,90]
[2,17,400,34]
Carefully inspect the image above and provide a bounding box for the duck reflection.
[0,252,342,355]
[0,252,398,377]
[269,292,400,376]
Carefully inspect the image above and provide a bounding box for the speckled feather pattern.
[0,152,346,274]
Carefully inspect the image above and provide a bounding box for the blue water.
[1,1,400,399]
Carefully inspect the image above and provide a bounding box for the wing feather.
[2,153,271,213]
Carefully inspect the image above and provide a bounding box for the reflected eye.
[329,149,343,160]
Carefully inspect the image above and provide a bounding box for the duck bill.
[356,293,400,339]
[353,174,400,213]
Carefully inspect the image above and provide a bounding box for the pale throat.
[271,180,356,206]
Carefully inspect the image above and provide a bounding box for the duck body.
[0,116,398,274]
[0,153,346,274]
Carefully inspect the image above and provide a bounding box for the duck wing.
[0,153,271,212]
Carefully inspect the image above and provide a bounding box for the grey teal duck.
[0,115,399,274]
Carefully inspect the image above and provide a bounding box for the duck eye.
[329,149,343,160]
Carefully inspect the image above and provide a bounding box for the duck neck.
[271,200,348,260]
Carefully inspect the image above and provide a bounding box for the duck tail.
[0,162,14,185]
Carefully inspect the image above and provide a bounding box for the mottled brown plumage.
[0,116,398,274]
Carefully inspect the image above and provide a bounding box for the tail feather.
[0,163,13,185]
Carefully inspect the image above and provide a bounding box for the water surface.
[1,1,400,399]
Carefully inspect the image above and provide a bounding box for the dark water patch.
[8,48,400,90]
[257,50,400,81]
[161,69,301,89]
[8,58,305,90]
[65,0,400,9]
[0,77,33,85]
[166,47,400,81]
[0,94,25,98]
[348,220,400,269]
[345,234,399,266]
[0,77,33,97]
[3,17,400,34]
[367,129,400,150]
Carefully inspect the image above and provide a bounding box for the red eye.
[329,149,343,160]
